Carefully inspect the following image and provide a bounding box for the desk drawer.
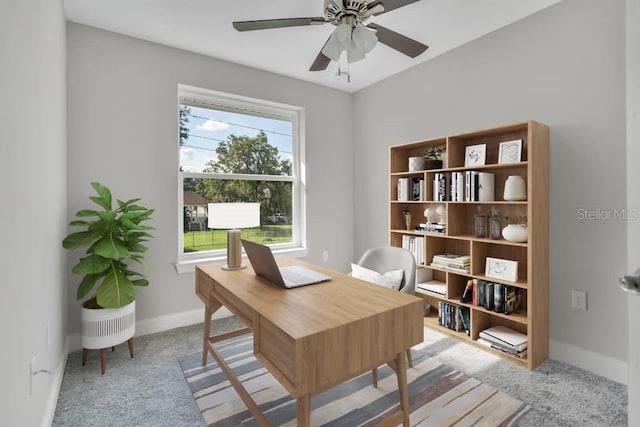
[257,317,296,385]
[213,283,254,328]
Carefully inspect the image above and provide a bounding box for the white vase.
[408,156,425,171]
[503,175,527,201]
[81,300,136,349]
[502,224,528,243]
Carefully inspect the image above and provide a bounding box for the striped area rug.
[178,335,529,426]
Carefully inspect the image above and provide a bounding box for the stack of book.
[402,235,425,264]
[417,222,446,235]
[478,325,528,359]
[430,254,470,273]
[432,172,495,202]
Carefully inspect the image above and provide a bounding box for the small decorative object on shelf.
[424,207,437,223]
[464,144,486,166]
[503,223,528,243]
[498,139,523,164]
[435,204,446,224]
[503,175,527,201]
[403,210,412,231]
[423,146,444,170]
[408,156,425,171]
[485,257,519,282]
[489,208,506,240]
[474,207,487,238]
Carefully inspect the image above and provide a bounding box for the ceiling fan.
[233,0,429,72]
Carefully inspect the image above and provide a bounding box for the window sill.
[174,247,309,274]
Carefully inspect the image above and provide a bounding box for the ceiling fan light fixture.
[347,40,366,63]
[352,25,377,54]
[334,23,352,43]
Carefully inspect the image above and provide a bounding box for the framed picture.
[464,144,486,167]
[498,139,523,164]
[485,257,518,282]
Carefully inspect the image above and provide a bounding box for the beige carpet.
[179,334,529,427]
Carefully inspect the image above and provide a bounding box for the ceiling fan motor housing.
[325,0,370,25]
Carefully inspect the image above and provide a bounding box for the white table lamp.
[208,203,260,270]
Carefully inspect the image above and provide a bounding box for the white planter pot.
[81,300,135,349]
[502,224,528,243]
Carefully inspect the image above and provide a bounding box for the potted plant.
[62,182,154,373]
[424,146,444,170]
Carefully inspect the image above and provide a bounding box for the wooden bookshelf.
[389,121,549,369]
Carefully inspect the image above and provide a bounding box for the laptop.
[241,239,332,288]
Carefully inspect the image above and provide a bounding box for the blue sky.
[180,105,293,173]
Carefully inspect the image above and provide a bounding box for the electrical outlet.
[571,289,587,310]
[322,250,329,262]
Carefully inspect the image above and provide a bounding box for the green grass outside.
[184,225,292,252]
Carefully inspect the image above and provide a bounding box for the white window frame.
[175,84,307,273]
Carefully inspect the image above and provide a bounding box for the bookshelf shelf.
[390,121,549,370]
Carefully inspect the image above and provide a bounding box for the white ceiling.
[63,0,562,93]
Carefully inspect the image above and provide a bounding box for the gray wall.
[353,0,628,363]
[0,0,67,424]
[626,0,640,422]
[66,23,354,334]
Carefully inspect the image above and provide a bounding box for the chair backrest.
[356,246,416,295]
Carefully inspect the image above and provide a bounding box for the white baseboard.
[550,339,628,384]
[66,306,233,353]
[42,339,68,427]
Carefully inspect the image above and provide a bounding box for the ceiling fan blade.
[233,17,326,32]
[367,0,421,16]
[309,37,332,71]
[367,23,428,58]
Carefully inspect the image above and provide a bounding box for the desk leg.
[297,394,311,427]
[395,351,410,427]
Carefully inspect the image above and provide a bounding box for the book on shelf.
[430,263,470,274]
[470,279,522,314]
[417,280,446,295]
[432,254,470,264]
[477,338,528,358]
[479,325,528,352]
[460,279,473,303]
[411,177,425,201]
[438,302,470,334]
[402,235,425,264]
[397,178,410,201]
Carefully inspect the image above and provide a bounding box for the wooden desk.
[196,256,423,427]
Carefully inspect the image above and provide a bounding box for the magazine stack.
[478,325,528,359]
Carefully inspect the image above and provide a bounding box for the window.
[176,85,306,272]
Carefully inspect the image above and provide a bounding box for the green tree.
[196,131,292,222]
[179,105,191,146]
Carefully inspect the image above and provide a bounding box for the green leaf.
[130,255,144,264]
[72,254,110,275]
[76,209,99,217]
[89,196,110,210]
[127,243,148,253]
[69,220,89,226]
[62,229,103,249]
[96,264,135,308]
[76,273,101,299]
[93,234,130,259]
[97,210,116,223]
[91,182,112,210]
[132,279,149,287]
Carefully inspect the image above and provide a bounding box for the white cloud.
[197,120,230,131]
